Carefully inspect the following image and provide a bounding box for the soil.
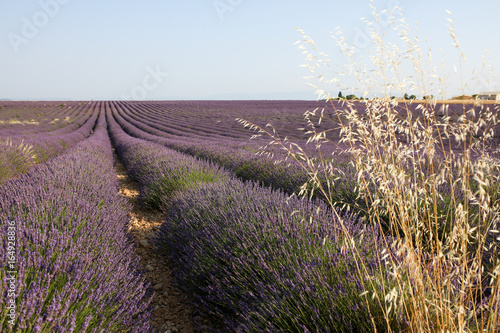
[114,153,195,333]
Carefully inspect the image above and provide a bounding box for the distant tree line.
[329,91,366,100]
[328,91,486,101]
[328,91,436,101]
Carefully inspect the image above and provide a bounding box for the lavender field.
[1,100,500,332]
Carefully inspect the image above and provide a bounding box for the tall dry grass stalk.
[0,138,37,184]
[240,3,500,332]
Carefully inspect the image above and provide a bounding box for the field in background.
[1,100,499,332]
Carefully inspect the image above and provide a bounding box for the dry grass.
[240,3,500,332]
[0,119,40,125]
[0,138,37,184]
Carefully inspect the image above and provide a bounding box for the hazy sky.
[1,0,499,100]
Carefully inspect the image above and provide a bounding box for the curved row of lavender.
[117,100,328,141]
[114,101,279,141]
[114,101,500,225]
[156,180,401,332]
[0,109,153,332]
[0,102,90,137]
[111,102,323,196]
[0,102,74,135]
[107,101,401,331]
[117,100,500,149]
[117,100,333,164]
[121,100,500,158]
[9,103,95,138]
[111,101,361,212]
[106,101,230,209]
[115,100,331,154]
[1,103,100,184]
[10,102,99,159]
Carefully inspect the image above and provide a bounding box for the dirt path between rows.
[114,153,195,333]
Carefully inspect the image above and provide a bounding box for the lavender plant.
[155,178,402,332]
[111,100,336,197]
[0,110,153,332]
[106,101,229,209]
[105,100,404,331]
[0,102,100,184]
[0,101,92,139]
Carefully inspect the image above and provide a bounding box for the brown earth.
[114,153,195,333]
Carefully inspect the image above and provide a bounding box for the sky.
[1,0,499,101]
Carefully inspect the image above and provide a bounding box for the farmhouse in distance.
[477,92,500,101]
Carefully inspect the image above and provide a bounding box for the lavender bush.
[155,178,403,332]
[106,102,229,209]
[114,99,500,219]
[22,102,99,163]
[0,110,153,332]
[0,102,100,184]
[110,101,330,198]
[105,100,403,331]
[0,101,84,136]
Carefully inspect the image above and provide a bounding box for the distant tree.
[338,91,343,99]
[409,95,417,100]
[423,95,434,100]
[404,93,409,100]
[346,94,358,100]
[472,94,478,99]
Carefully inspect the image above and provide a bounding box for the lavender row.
[117,102,479,233]
[123,100,500,153]
[115,101,500,216]
[118,100,344,161]
[0,110,153,332]
[8,102,97,149]
[106,101,401,331]
[117,101,256,140]
[154,179,402,332]
[106,101,230,210]
[0,103,100,184]
[115,101,497,330]
[11,102,95,138]
[0,102,75,134]
[0,102,89,137]
[120,100,327,141]
[115,101,257,148]
[112,102,359,208]
[112,103,311,193]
